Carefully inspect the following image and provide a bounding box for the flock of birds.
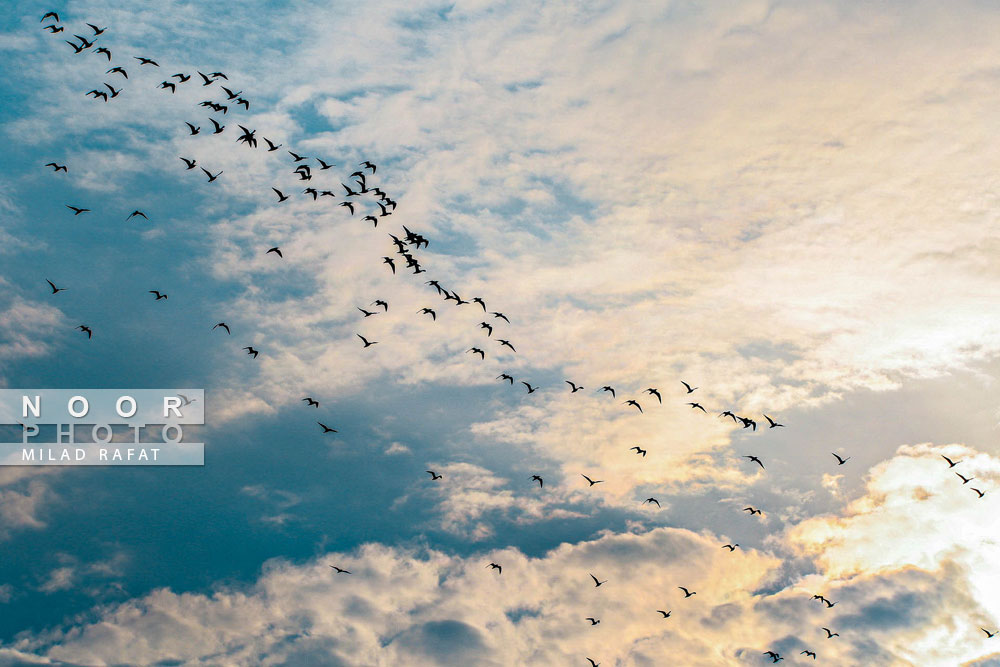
[28,11,995,665]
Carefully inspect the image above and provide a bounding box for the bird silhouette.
[418,308,436,320]
[644,497,659,506]
[681,381,697,393]
[585,617,600,625]
[590,573,607,587]
[66,205,90,215]
[763,414,784,428]
[357,334,378,348]
[822,627,839,638]
[44,162,67,172]
[956,472,973,484]
[212,322,231,334]
[127,210,148,221]
[46,279,67,294]
[565,381,583,392]
[426,470,442,480]
[467,347,485,360]
[242,346,258,358]
[982,628,996,638]
[328,565,351,574]
[942,455,962,468]
[971,487,986,498]
[318,422,338,433]
[531,475,543,487]
[581,474,603,487]
[266,247,282,258]
[644,387,662,403]
[76,325,93,338]
[497,374,514,384]
[624,399,643,413]
[486,562,501,574]
[303,398,319,407]
[600,386,616,397]
[722,544,739,551]
[801,651,816,659]
[743,455,764,470]
[678,587,696,598]
[743,506,762,515]
[832,452,850,465]
[148,290,167,300]
[687,402,707,412]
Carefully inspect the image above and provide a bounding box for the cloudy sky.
[1,0,999,664]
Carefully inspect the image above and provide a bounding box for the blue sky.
[1,0,1000,665]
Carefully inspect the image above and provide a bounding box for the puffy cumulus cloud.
[787,443,1000,665]
[0,295,63,367]
[399,462,587,540]
[3,447,1000,665]
[0,480,50,541]
[1,527,784,666]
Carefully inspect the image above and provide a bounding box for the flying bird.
[644,388,662,403]
[372,300,388,312]
[126,210,148,221]
[467,347,485,360]
[288,151,308,162]
[971,487,986,498]
[941,455,962,468]
[486,562,502,574]
[272,187,290,202]
[600,386,616,397]
[360,160,376,173]
[832,452,850,465]
[643,497,659,506]
[148,290,167,300]
[743,507,762,515]
[581,474,603,487]
[521,381,537,393]
[172,72,191,82]
[266,247,283,258]
[479,322,493,336]
[956,472,974,484]
[185,122,200,135]
[722,544,739,551]
[801,651,816,659]
[264,137,282,151]
[202,169,223,182]
[340,201,355,215]
[212,322,230,334]
[302,398,319,407]
[590,573,607,587]
[209,118,224,134]
[180,157,196,169]
[822,627,839,638]
[382,257,395,274]
[242,346,258,358]
[107,66,128,77]
[45,162,67,172]
[357,307,377,318]
[329,565,351,574]
[492,312,510,323]
[763,414,784,428]
[45,280,67,294]
[426,470,442,480]
[418,308,436,320]
[531,475,543,487]
[565,381,583,392]
[681,381,697,393]
[66,205,90,215]
[43,24,64,33]
[743,455,765,470]
[76,325,93,338]
[982,628,996,638]
[318,422,338,433]
[656,610,671,618]
[497,374,514,384]
[624,399,643,413]
[134,56,159,66]
[678,587,696,598]
[688,402,707,412]
[357,334,378,348]
[41,11,59,22]
[159,81,176,93]
[585,617,600,625]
